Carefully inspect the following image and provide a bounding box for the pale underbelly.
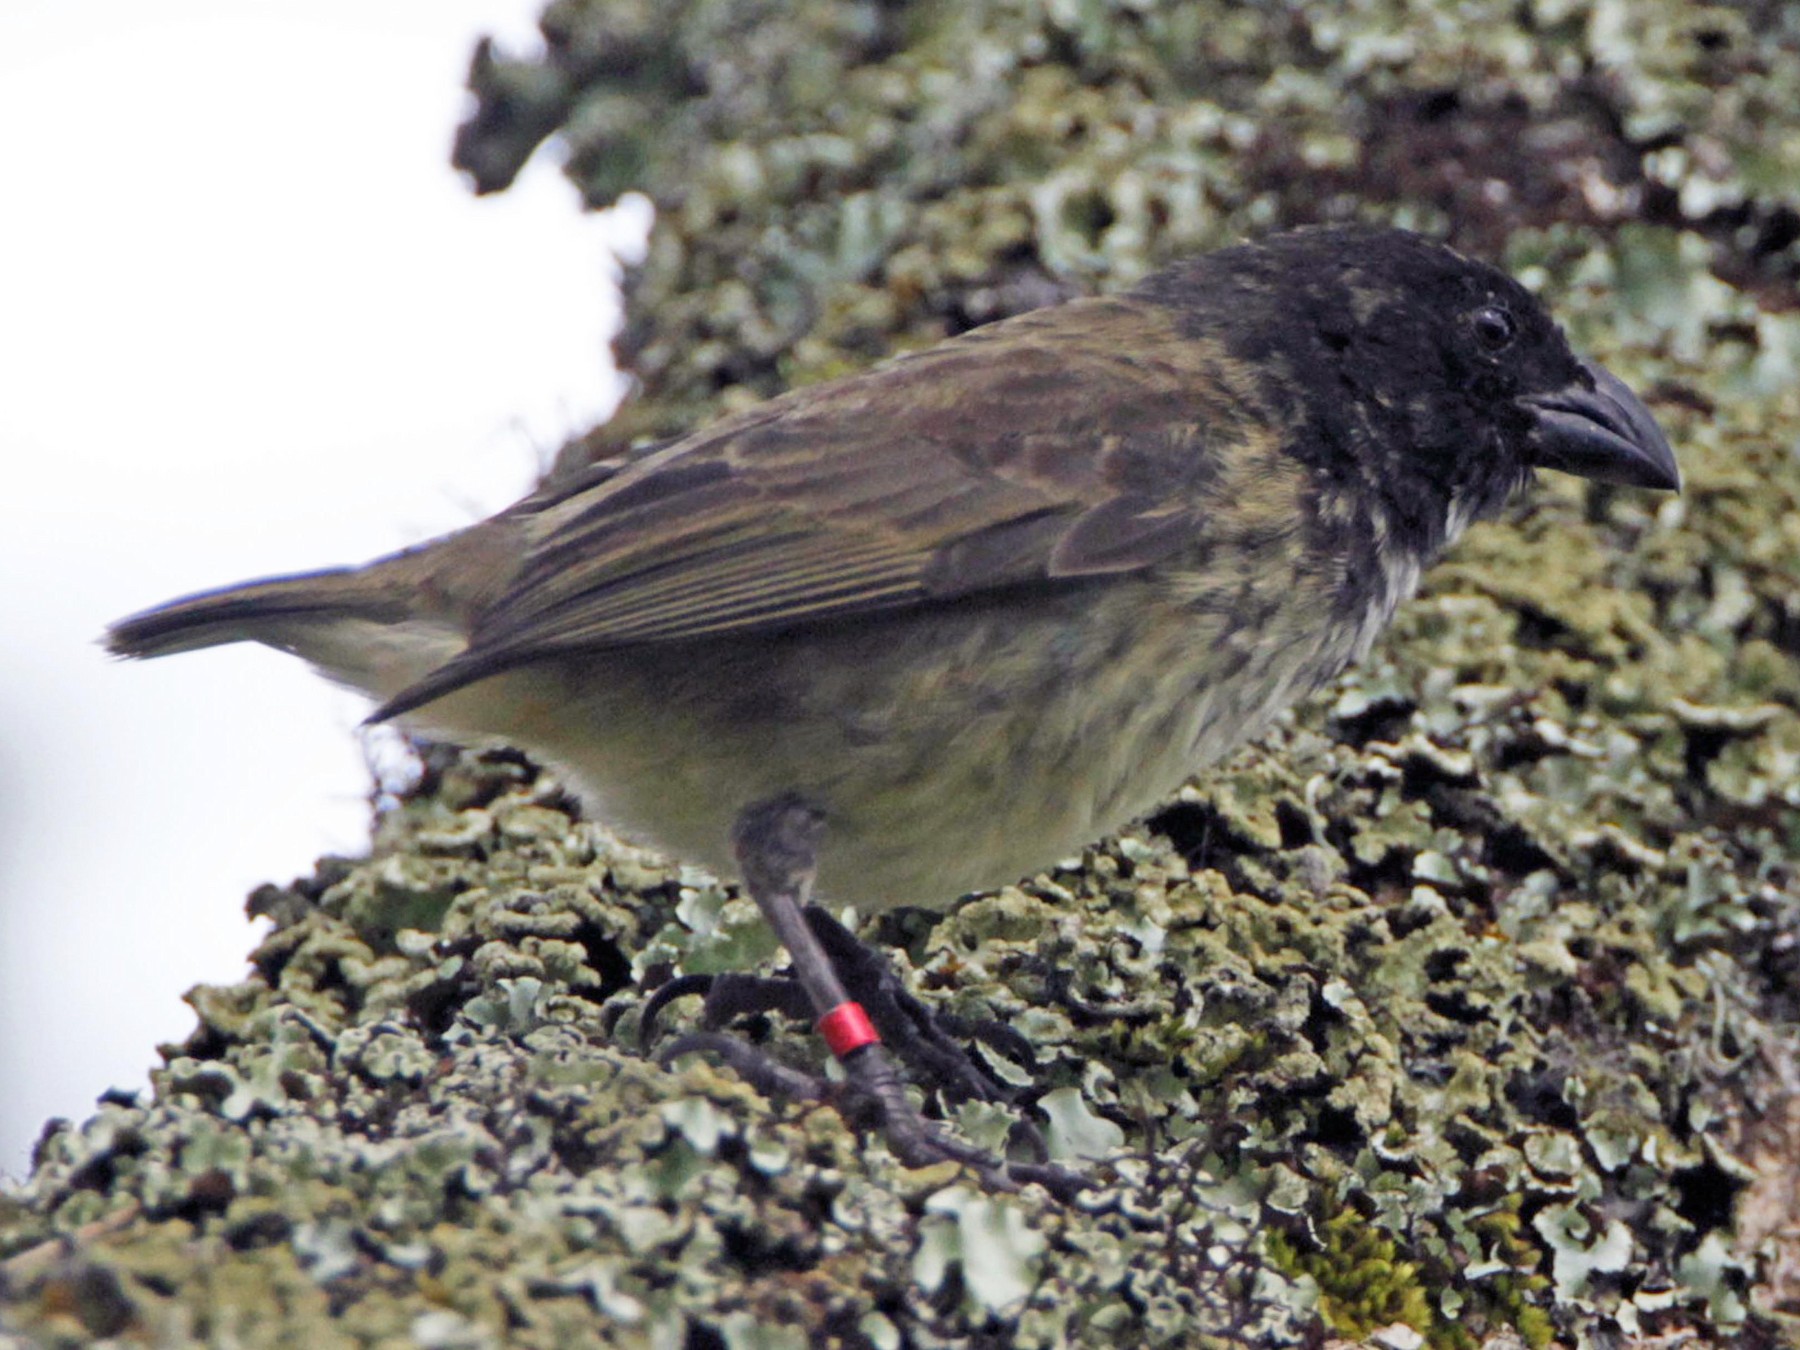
[410,583,1367,911]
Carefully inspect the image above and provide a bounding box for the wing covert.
[374,295,1261,720]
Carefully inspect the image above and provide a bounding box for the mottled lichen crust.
[5,1,1799,1347]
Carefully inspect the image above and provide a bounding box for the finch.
[109,225,1679,1188]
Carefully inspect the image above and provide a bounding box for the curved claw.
[657,1031,829,1103]
[640,973,717,1046]
[838,1044,1089,1199]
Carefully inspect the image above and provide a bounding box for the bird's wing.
[376,297,1274,718]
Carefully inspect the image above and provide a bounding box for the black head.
[1133,225,1678,553]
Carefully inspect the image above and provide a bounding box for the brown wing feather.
[375,297,1267,720]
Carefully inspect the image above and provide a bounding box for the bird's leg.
[643,908,1038,1122]
[726,795,973,1170]
[727,794,862,1040]
[798,905,1024,1106]
[657,792,1081,1195]
[641,907,1031,1112]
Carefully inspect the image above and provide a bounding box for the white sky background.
[0,2,647,1176]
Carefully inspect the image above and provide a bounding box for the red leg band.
[817,1001,880,1058]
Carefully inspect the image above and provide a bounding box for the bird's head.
[1137,225,1679,554]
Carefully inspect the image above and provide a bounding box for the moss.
[1267,1205,1436,1343]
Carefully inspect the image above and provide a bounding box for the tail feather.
[105,562,476,704]
[108,517,524,705]
[106,568,402,660]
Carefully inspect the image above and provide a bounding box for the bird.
[108,224,1679,1190]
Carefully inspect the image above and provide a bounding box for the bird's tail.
[106,567,386,659]
[104,555,471,704]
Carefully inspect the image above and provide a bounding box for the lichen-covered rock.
[6,1,1799,1347]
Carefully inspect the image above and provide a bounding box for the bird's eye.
[1471,305,1516,351]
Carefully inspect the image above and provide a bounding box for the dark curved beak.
[1519,360,1681,491]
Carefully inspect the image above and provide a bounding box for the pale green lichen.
[7,0,1800,1346]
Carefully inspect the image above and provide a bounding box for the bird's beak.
[1519,360,1680,491]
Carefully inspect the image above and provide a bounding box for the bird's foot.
[643,908,1021,1108]
[831,1040,1087,1198]
[642,905,1082,1196]
[643,794,1087,1197]
[642,969,814,1036]
[653,1028,1084,1198]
